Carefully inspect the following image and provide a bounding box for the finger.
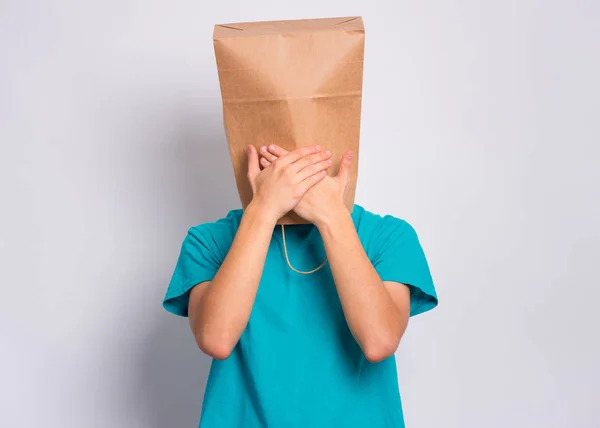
[336,151,353,184]
[276,145,322,166]
[259,146,278,163]
[295,170,327,195]
[247,145,260,180]
[296,158,333,181]
[291,150,332,174]
[260,157,271,168]
[266,144,289,157]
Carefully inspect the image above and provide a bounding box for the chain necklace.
[280,224,328,274]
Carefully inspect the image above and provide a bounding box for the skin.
[188,144,410,363]
[188,145,332,360]
[260,145,411,363]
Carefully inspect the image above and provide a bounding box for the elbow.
[203,343,233,361]
[195,332,235,360]
[363,336,401,364]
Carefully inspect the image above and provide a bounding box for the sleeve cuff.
[163,274,215,317]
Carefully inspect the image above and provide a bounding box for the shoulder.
[189,209,243,237]
[185,209,243,255]
[352,204,423,260]
[353,204,417,240]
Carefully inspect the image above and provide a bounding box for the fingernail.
[347,152,353,160]
[248,146,252,153]
[269,144,276,150]
[260,146,267,153]
[327,159,332,164]
[326,150,331,157]
[315,145,321,150]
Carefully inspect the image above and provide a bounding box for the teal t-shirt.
[163,204,438,428]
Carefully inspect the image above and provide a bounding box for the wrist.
[245,198,279,227]
[314,202,351,231]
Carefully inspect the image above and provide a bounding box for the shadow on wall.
[133,102,238,427]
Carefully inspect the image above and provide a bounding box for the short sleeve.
[372,217,438,317]
[162,226,223,317]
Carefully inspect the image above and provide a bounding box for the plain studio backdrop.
[1,1,598,427]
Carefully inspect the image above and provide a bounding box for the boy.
[163,143,437,427]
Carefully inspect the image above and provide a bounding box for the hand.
[259,144,353,227]
[246,145,333,223]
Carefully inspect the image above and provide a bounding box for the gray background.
[1,1,598,427]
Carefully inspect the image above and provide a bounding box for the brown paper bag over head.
[213,17,365,224]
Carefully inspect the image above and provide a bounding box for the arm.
[188,202,276,360]
[260,145,410,363]
[188,145,332,359]
[316,207,410,363]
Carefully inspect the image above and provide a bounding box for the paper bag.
[213,16,365,224]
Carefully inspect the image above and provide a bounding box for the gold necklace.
[280,224,328,274]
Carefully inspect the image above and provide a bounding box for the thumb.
[247,145,260,181]
[336,151,353,184]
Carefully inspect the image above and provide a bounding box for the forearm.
[193,201,275,358]
[317,208,405,362]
